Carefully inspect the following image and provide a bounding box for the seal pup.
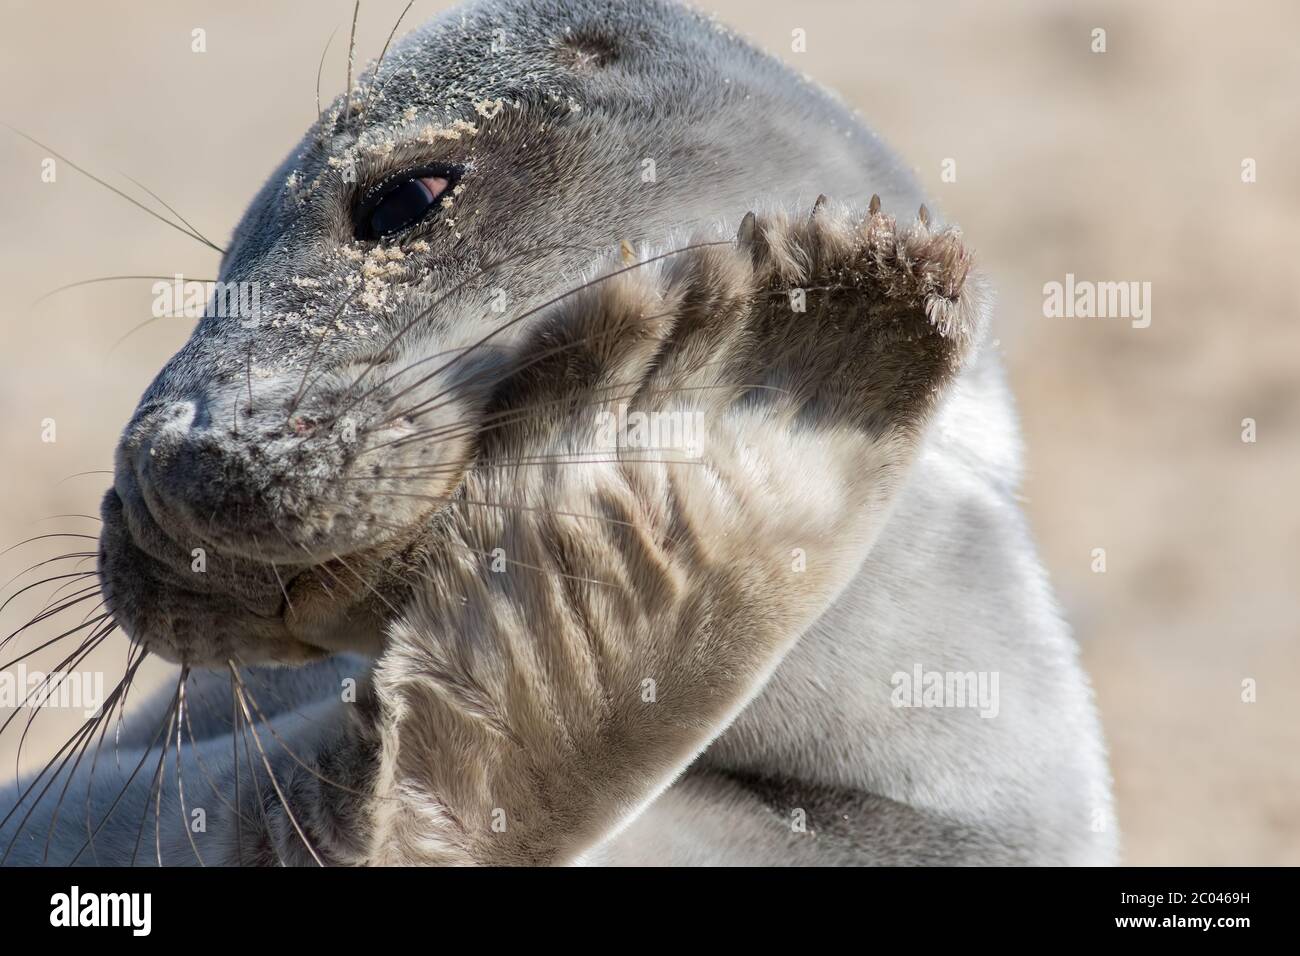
[0,0,1116,865]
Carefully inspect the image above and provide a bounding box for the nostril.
[126,400,200,448]
[162,399,200,432]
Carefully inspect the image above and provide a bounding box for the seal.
[1,0,1116,865]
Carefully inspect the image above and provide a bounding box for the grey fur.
[1,0,1115,866]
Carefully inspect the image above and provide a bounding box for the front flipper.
[357,198,990,864]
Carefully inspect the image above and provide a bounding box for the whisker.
[82,642,145,865]
[360,513,621,590]
[42,637,131,864]
[0,532,99,558]
[35,513,102,524]
[0,611,111,678]
[368,379,787,458]
[368,305,685,434]
[0,629,115,863]
[231,679,243,863]
[127,674,181,867]
[66,655,177,866]
[363,239,736,428]
[11,621,115,782]
[315,22,342,138]
[0,593,105,656]
[229,663,325,866]
[225,666,373,801]
[119,172,221,252]
[55,470,113,486]
[111,313,195,352]
[175,670,206,866]
[1,695,106,865]
[329,241,600,420]
[328,549,404,619]
[234,686,286,867]
[360,0,416,121]
[32,276,217,309]
[285,287,363,421]
[341,1,361,126]
[0,554,96,596]
[2,124,224,254]
[0,570,98,618]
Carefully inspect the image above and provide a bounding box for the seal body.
[0,0,1115,866]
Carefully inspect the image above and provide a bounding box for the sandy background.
[0,0,1296,865]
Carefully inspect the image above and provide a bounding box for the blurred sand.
[0,0,1296,864]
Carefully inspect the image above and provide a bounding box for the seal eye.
[355,165,460,240]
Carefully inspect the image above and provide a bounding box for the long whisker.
[368,379,785,459]
[0,611,111,681]
[364,239,736,429]
[0,532,99,558]
[329,241,600,419]
[360,0,415,121]
[119,172,221,252]
[35,513,102,524]
[328,549,403,619]
[225,667,373,801]
[56,470,113,485]
[0,570,98,618]
[12,621,116,785]
[67,653,176,866]
[231,678,243,863]
[1,693,105,864]
[33,275,217,308]
[341,1,362,126]
[41,633,131,864]
[0,556,95,599]
[316,23,342,138]
[175,670,206,865]
[82,642,146,865]
[2,125,224,254]
[0,627,116,863]
[285,287,363,421]
[234,685,286,867]
[229,663,325,866]
[366,304,686,435]
[111,313,196,351]
[128,674,181,867]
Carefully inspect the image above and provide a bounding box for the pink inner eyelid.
[418,175,450,199]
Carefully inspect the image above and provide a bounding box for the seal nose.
[110,371,367,562]
[113,398,207,537]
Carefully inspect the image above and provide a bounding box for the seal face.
[97,0,926,668]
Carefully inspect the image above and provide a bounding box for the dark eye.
[354,164,461,240]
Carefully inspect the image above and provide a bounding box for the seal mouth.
[98,369,470,666]
[98,486,324,666]
[98,482,423,667]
